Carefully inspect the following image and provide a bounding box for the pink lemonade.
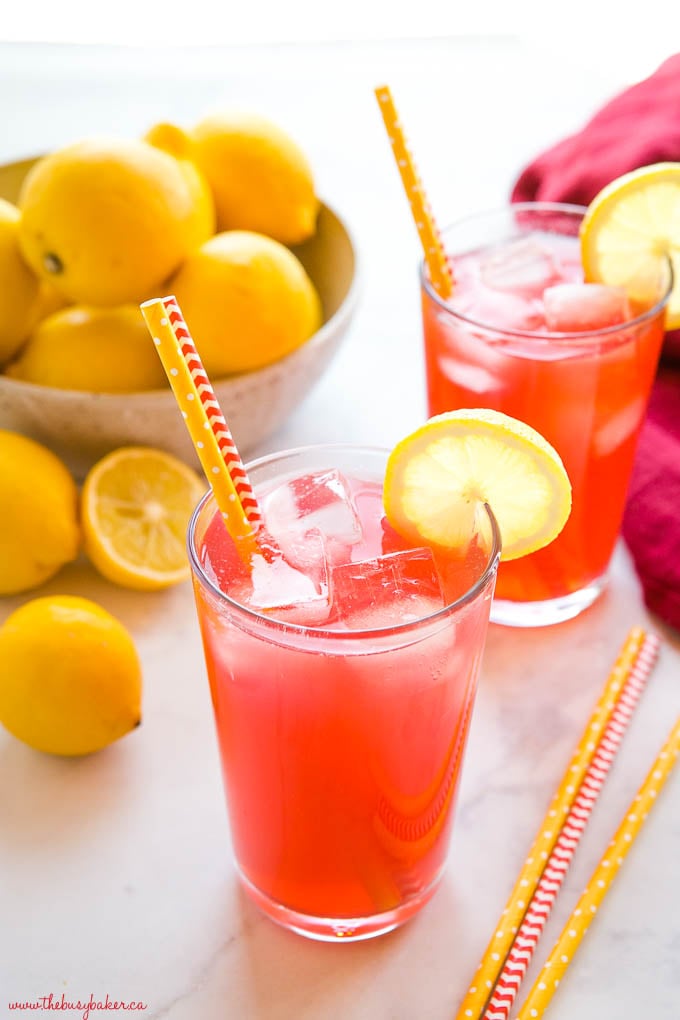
[188,446,499,941]
[421,204,670,626]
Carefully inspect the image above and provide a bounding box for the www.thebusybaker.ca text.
[8,993,147,1020]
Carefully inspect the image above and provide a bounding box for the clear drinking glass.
[188,444,500,941]
[420,203,671,627]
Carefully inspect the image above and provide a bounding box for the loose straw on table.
[140,295,263,560]
[515,712,680,1019]
[374,84,454,300]
[454,626,650,1020]
[481,632,660,1020]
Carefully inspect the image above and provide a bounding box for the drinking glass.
[188,444,500,941]
[421,203,671,627]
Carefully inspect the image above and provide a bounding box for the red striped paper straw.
[161,295,264,533]
[141,296,262,559]
[482,632,660,1020]
[456,628,647,1020]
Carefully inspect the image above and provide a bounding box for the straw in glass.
[455,626,648,1020]
[374,84,454,300]
[515,711,680,1019]
[482,633,660,1020]
[140,296,262,560]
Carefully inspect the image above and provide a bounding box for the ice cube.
[439,355,503,394]
[228,532,331,626]
[264,469,363,565]
[544,283,631,332]
[593,397,646,457]
[449,288,547,332]
[479,236,561,299]
[198,508,252,591]
[330,548,446,628]
[380,516,404,556]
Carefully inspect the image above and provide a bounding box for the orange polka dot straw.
[140,296,262,562]
[515,711,680,1019]
[454,627,650,1020]
[374,85,454,301]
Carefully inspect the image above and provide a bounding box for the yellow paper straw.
[455,627,647,1020]
[140,297,260,560]
[516,713,680,1019]
[374,84,454,300]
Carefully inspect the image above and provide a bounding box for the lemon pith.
[384,409,572,562]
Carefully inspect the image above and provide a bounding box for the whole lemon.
[0,429,80,595]
[6,305,167,392]
[34,280,71,322]
[167,230,322,377]
[190,112,319,244]
[17,137,215,307]
[0,198,42,364]
[0,595,142,757]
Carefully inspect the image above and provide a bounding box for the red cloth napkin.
[511,54,680,632]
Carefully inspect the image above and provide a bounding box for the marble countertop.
[1,38,679,1020]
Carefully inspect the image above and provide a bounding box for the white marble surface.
[0,38,679,1020]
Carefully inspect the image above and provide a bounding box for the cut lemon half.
[384,409,572,562]
[82,446,205,591]
[580,162,680,329]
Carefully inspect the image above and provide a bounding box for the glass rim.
[187,442,502,641]
[420,201,674,342]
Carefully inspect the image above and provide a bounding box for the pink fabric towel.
[512,54,680,632]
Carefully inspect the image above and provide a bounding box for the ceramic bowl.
[0,156,359,479]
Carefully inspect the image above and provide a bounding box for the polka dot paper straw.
[515,711,680,1020]
[140,296,262,558]
[454,627,647,1020]
[482,633,660,1020]
[374,84,454,300]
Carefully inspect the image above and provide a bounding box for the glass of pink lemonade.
[188,444,500,942]
[421,203,671,627]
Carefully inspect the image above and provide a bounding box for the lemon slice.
[384,409,572,562]
[580,162,680,329]
[82,446,205,591]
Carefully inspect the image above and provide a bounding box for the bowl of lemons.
[0,114,358,479]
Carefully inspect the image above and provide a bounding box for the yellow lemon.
[6,305,167,392]
[144,120,215,238]
[0,595,142,757]
[34,279,71,322]
[190,111,319,244]
[384,409,572,562]
[167,230,322,377]
[0,429,80,595]
[17,136,215,307]
[0,198,42,364]
[580,163,680,329]
[82,446,205,591]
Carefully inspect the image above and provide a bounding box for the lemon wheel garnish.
[580,162,680,329]
[82,446,205,591]
[384,409,572,562]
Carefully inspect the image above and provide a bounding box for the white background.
[0,0,678,83]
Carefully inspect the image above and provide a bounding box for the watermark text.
[8,993,147,1020]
